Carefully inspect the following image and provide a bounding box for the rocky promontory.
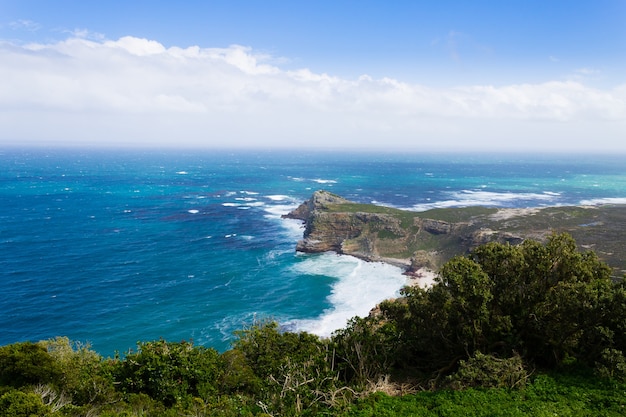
[283,190,626,277]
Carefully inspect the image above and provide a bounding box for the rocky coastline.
[283,190,626,278]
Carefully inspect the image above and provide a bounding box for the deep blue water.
[1,148,625,356]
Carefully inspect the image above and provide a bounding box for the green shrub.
[447,352,528,390]
[595,348,626,381]
[232,321,338,415]
[113,339,222,407]
[332,316,400,386]
[0,342,62,388]
[39,337,117,406]
[0,389,51,417]
[232,321,331,381]
[219,349,261,395]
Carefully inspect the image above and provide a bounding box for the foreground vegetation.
[2,233,626,416]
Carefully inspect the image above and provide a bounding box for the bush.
[0,390,51,417]
[332,316,400,386]
[113,339,222,407]
[219,349,261,395]
[0,342,62,388]
[232,321,339,415]
[447,352,529,390]
[595,348,626,381]
[39,337,117,406]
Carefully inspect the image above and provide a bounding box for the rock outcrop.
[284,190,626,277]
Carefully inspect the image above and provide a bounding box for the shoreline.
[405,267,438,289]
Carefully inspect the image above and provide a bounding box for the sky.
[1,0,625,152]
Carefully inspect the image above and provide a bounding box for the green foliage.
[0,389,51,417]
[471,233,615,367]
[233,321,325,379]
[380,233,622,383]
[333,316,400,386]
[606,279,626,353]
[219,349,261,395]
[0,341,62,388]
[432,256,494,354]
[93,392,167,416]
[380,257,496,376]
[38,337,117,406]
[595,348,626,381]
[447,352,528,390]
[232,321,340,415]
[113,339,222,407]
[341,371,626,417]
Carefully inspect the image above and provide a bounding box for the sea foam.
[579,197,626,205]
[410,189,562,211]
[288,254,408,337]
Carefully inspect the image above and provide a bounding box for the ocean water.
[1,148,625,356]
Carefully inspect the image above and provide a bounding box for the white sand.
[407,267,437,289]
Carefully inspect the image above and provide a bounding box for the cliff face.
[283,191,523,273]
[283,190,626,276]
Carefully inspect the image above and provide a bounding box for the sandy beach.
[406,267,438,289]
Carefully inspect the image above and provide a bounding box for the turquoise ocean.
[1,148,625,356]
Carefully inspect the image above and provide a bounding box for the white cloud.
[104,36,166,56]
[0,35,625,150]
[8,19,41,32]
[64,28,106,41]
[576,67,599,75]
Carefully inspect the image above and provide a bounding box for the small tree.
[113,339,222,407]
[0,342,62,388]
[332,316,400,386]
[232,321,338,415]
[432,256,494,356]
[0,390,51,417]
[39,337,117,405]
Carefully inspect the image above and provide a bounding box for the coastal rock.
[465,229,525,249]
[285,191,472,270]
[421,219,452,235]
[407,250,440,273]
[282,190,351,222]
[285,191,626,276]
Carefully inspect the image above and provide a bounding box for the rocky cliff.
[283,190,626,277]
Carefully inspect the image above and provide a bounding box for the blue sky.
[1,0,625,151]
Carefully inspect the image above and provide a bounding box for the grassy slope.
[341,371,626,417]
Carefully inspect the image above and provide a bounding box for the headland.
[283,190,626,278]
